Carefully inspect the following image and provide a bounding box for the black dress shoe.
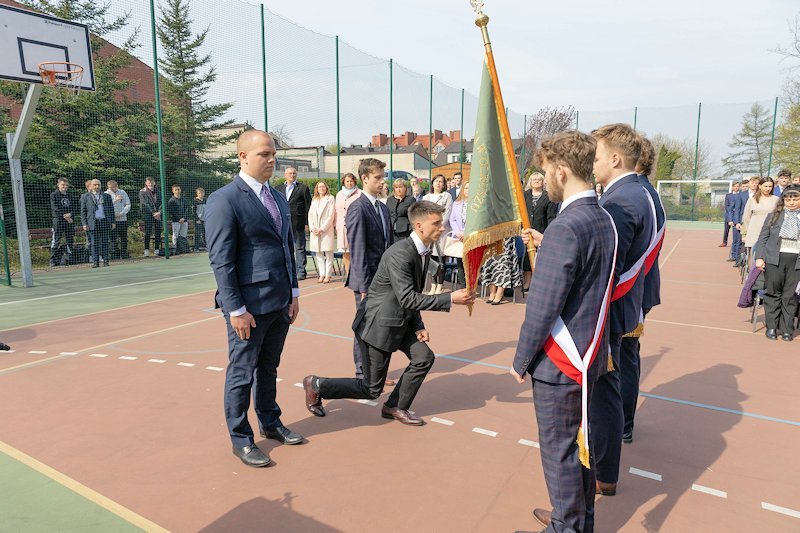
[103,261,109,267]
[381,405,425,426]
[260,425,305,445]
[232,444,271,467]
[622,430,633,443]
[765,329,778,340]
[303,375,325,417]
[781,332,794,341]
[91,263,100,268]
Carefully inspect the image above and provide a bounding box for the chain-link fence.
[0,0,785,285]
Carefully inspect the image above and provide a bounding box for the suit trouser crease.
[319,331,434,411]
[534,379,595,533]
[352,291,364,377]
[111,220,128,257]
[722,221,730,245]
[293,227,307,277]
[620,336,641,435]
[764,253,800,332]
[730,227,743,260]
[89,222,111,263]
[223,310,290,448]
[590,333,623,484]
[143,215,162,250]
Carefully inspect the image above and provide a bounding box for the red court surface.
[1,226,798,532]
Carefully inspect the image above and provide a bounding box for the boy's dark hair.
[408,200,445,224]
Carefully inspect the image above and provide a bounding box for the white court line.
[276,378,283,382]
[648,319,753,335]
[4,350,15,353]
[691,484,727,498]
[28,350,47,354]
[0,271,213,307]
[293,382,303,388]
[205,366,224,372]
[89,353,109,358]
[59,351,78,356]
[177,362,194,367]
[518,439,540,448]
[430,417,454,426]
[356,399,378,406]
[119,356,137,361]
[629,467,662,481]
[148,359,166,364]
[472,427,498,437]
[658,238,681,269]
[761,502,800,519]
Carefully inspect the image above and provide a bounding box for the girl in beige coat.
[309,182,336,283]
[742,178,778,257]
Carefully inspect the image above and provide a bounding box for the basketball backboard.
[0,3,95,91]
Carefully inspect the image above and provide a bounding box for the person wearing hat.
[755,185,800,341]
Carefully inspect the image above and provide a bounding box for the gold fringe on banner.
[462,220,521,316]
[607,353,615,372]
[576,427,590,469]
[622,323,645,338]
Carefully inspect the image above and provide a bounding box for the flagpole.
[473,6,536,271]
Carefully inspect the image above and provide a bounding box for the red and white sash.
[643,191,666,275]
[611,191,657,301]
[541,209,619,468]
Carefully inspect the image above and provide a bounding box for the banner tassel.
[576,425,590,469]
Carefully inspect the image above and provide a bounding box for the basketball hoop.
[37,61,84,98]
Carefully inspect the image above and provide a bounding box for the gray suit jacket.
[205,175,298,315]
[80,192,115,230]
[354,237,451,352]
[755,211,800,269]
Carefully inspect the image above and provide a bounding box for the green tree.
[721,102,773,177]
[775,102,800,170]
[654,144,680,184]
[156,0,237,185]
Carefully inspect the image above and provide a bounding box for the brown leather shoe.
[596,480,617,496]
[303,375,325,417]
[532,508,551,527]
[381,405,425,426]
[384,378,396,387]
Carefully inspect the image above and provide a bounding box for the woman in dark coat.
[522,172,557,289]
[755,185,800,341]
[385,178,416,242]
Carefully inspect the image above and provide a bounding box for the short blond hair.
[591,123,642,169]
[536,130,596,182]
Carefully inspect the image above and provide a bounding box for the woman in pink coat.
[309,181,336,283]
[334,173,361,279]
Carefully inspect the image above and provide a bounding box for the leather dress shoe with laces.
[303,375,325,417]
[782,332,794,341]
[765,329,778,340]
[622,430,633,443]
[232,444,271,467]
[260,425,305,445]
[532,508,552,528]
[596,480,617,496]
[381,405,425,426]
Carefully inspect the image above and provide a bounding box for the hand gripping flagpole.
[471,1,537,273]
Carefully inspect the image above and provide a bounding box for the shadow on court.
[199,495,341,532]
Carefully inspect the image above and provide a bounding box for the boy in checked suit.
[515,131,617,533]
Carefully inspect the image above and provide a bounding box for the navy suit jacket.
[639,174,663,311]
[205,175,298,315]
[723,192,736,223]
[599,173,654,335]
[512,195,616,385]
[733,190,750,224]
[345,193,393,294]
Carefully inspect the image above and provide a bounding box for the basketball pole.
[6,83,43,288]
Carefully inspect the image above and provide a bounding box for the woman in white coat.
[309,181,336,283]
[423,174,453,294]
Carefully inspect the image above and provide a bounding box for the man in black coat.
[80,179,115,268]
[49,178,76,266]
[275,167,312,280]
[303,201,475,426]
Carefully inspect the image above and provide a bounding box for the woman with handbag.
[335,173,361,279]
[386,179,416,242]
[448,181,469,288]
[309,181,336,283]
[754,185,800,341]
[423,174,453,294]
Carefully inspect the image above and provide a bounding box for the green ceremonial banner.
[462,61,522,298]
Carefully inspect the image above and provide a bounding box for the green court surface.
[0,255,217,331]
[0,450,143,532]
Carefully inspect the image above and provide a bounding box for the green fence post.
[261,4,268,131]
[0,193,10,286]
[576,110,580,130]
[428,74,433,181]
[389,59,393,181]
[149,0,169,259]
[767,96,779,177]
[459,88,464,176]
[336,35,341,189]
[691,102,702,221]
[520,113,527,174]
[633,106,638,130]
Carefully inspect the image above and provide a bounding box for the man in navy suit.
[590,124,653,496]
[275,167,312,280]
[515,130,617,533]
[774,169,791,197]
[448,171,463,202]
[620,137,665,444]
[732,177,758,263]
[721,181,740,247]
[345,158,394,379]
[205,130,305,468]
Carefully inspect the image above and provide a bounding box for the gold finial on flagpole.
[470,1,491,45]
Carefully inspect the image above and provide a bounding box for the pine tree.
[775,101,800,171]
[156,0,236,184]
[721,102,773,177]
